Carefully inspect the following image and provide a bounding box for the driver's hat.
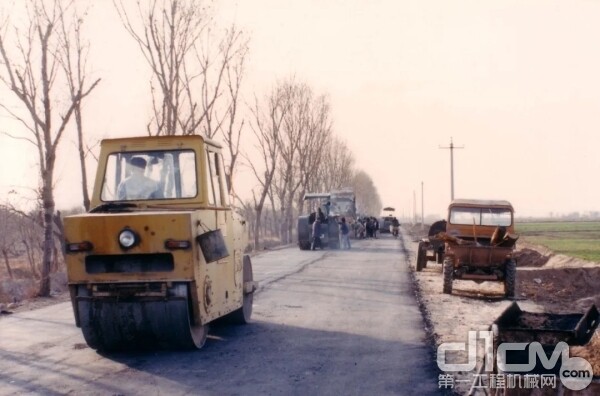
[130,157,147,169]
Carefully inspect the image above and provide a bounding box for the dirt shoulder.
[402,226,600,395]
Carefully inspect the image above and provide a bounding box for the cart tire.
[442,257,453,294]
[436,249,444,264]
[416,243,426,272]
[504,258,516,298]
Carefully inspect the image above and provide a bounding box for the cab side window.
[218,153,230,206]
[205,150,223,206]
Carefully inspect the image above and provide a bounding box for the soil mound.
[514,247,550,267]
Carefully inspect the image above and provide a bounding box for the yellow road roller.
[64,135,255,350]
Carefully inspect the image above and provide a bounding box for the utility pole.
[413,190,417,224]
[421,181,424,229]
[439,137,464,201]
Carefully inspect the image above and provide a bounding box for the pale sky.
[1,0,600,219]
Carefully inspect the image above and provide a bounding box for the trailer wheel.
[442,257,454,294]
[416,242,426,272]
[504,258,516,299]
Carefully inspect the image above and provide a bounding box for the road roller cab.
[64,135,255,350]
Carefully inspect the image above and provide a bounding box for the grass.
[515,221,600,262]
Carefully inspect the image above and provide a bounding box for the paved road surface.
[0,232,441,395]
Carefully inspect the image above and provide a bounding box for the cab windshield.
[449,207,512,226]
[330,199,356,217]
[100,150,197,202]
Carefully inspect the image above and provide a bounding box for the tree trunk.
[279,221,286,244]
[52,244,59,272]
[265,212,270,239]
[75,107,91,211]
[253,208,262,250]
[269,212,276,239]
[53,212,66,264]
[285,193,296,244]
[22,240,39,279]
[39,174,56,297]
[2,249,13,280]
[287,211,295,244]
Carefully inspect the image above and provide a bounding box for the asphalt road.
[0,232,441,396]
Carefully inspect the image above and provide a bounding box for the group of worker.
[354,216,381,239]
[311,208,352,250]
[310,205,402,250]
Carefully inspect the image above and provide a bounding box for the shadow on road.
[350,246,403,254]
[93,320,443,396]
[0,230,447,396]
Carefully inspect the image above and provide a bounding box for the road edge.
[399,229,458,396]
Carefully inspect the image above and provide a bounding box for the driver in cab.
[117,157,162,200]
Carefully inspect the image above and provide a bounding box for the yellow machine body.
[64,135,252,350]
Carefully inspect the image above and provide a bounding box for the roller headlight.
[118,229,138,249]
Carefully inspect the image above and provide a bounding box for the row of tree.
[241,79,382,248]
[0,207,48,281]
[0,0,381,297]
[0,0,101,296]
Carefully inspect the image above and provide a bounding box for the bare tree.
[115,0,207,135]
[320,136,355,191]
[295,92,333,215]
[195,25,248,140]
[243,77,364,247]
[245,87,288,249]
[10,207,43,279]
[263,80,338,243]
[277,81,308,243]
[115,0,249,206]
[115,1,248,139]
[352,170,382,216]
[266,173,283,240]
[220,26,249,195]
[0,0,100,296]
[0,208,19,279]
[58,2,98,211]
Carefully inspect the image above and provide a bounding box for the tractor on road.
[297,193,341,250]
[297,190,357,250]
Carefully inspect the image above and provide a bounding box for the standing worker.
[311,218,323,250]
[391,217,400,238]
[366,218,373,238]
[339,217,351,249]
[317,207,326,223]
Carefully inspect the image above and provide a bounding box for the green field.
[515,221,600,262]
